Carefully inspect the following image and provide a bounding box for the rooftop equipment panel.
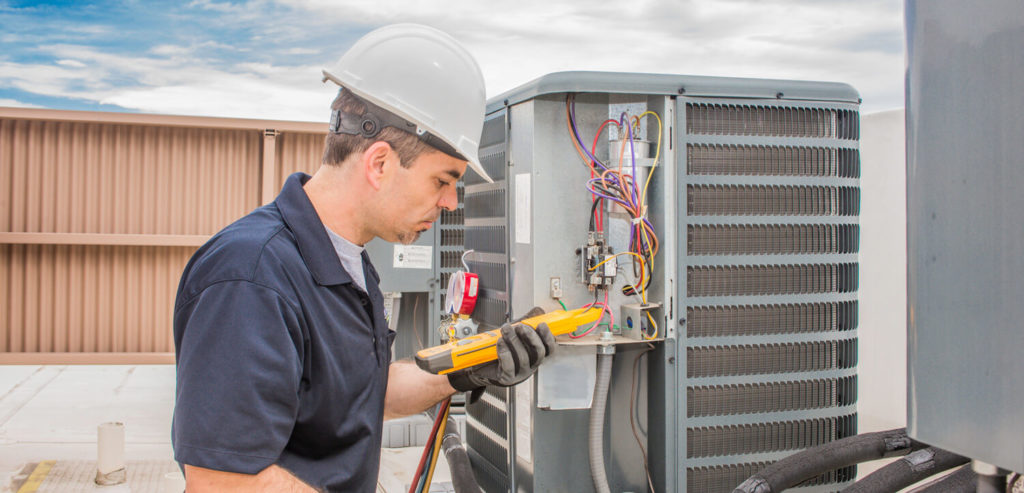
[462,71,859,492]
[906,0,1024,472]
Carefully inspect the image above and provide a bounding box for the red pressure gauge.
[445,270,479,316]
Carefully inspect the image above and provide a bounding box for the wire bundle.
[566,94,662,339]
[570,291,612,339]
[408,398,452,493]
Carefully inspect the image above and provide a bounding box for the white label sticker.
[515,173,531,244]
[515,376,533,463]
[392,245,432,269]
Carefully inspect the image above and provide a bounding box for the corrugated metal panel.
[275,132,323,189]
[2,244,193,353]
[0,109,328,361]
[1,119,261,235]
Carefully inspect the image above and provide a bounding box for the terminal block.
[578,232,616,291]
[620,302,662,340]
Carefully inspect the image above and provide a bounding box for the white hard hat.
[322,24,493,183]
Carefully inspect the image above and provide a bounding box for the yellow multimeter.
[414,307,603,375]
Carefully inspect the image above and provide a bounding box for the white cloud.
[0,98,43,108]
[1,0,905,120]
[281,0,904,110]
[151,44,190,56]
[0,44,336,121]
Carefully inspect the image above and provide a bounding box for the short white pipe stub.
[96,422,126,485]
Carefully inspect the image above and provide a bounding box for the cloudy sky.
[0,0,905,122]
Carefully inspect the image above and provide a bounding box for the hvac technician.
[171,24,555,492]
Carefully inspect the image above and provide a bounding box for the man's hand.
[447,309,556,391]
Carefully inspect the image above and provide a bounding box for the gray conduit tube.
[974,461,1009,493]
[733,428,926,493]
[906,464,976,493]
[441,417,481,493]
[590,348,614,493]
[841,446,969,493]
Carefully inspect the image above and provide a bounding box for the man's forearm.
[384,359,457,420]
[184,464,319,492]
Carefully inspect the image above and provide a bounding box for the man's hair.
[321,90,435,167]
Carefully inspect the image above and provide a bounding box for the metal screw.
[668,357,675,364]
[678,318,686,325]
[677,87,686,94]
[776,92,784,99]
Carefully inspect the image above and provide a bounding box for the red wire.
[570,300,608,339]
[589,119,619,232]
[408,399,450,493]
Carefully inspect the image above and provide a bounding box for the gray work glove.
[448,308,556,392]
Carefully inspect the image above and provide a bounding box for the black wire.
[589,197,603,232]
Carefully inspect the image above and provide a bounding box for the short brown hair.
[321,90,434,167]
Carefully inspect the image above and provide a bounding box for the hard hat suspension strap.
[328,89,467,163]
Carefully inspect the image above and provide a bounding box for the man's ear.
[362,141,393,191]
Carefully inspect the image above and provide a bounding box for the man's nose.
[438,185,458,211]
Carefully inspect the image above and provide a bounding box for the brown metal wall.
[276,132,324,185]
[0,108,327,363]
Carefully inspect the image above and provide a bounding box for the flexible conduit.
[590,351,614,493]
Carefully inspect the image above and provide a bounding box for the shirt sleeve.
[172,280,304,474]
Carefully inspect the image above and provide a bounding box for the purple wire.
[586,180,632,209]
[568,96,609,171]
[618,112,640,207]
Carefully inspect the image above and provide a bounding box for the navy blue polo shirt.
[172,172,395,492]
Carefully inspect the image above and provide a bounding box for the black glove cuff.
[448,371,483,393]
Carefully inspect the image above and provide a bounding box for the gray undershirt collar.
[325,226,367,294]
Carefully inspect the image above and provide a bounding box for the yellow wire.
[643,311,658,340]
[589,251,649,303]
[423,402,450,489]
[636,110,662,207]
[588,251,647,272]
[634,110,662,279]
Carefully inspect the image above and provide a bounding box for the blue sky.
[0,0,905,121]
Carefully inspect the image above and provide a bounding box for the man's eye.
[437,179,449,189]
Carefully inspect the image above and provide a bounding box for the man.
[172,24,555,492]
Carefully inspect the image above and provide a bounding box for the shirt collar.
[275,172,352,286]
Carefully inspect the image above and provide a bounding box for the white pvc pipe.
[162,471,186,493]
[96,422,126,485]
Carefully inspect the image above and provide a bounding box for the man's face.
[375,149,466,244]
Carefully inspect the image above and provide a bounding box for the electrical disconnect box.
[459,72,860,492]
